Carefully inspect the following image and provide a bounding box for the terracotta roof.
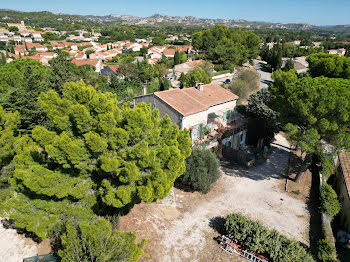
[186,59,204,68]
[106,65,119,73]
[154,83,238,116]
[163,49,176,55]
[174,67,191,73]
[339,152,350,197]
[71,59,100,67]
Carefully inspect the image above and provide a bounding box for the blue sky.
[2,0,350,25]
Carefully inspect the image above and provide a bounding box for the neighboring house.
[7,21,27,31]
[336,152,350,233]
[328,48,346,56]
[293,40,301,46]
[26,55,50,66]
[125,42,143,52]
[71,59,102,72]
[174,59,212,75]
[38,52,57,59]
[134,83,247,149]
[163,48,176,58]
[100,65,119,77]
[26,43,48,52]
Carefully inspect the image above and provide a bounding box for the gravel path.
[160,134,309,262]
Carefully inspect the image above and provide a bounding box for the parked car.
[224,79,231,84]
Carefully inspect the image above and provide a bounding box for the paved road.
[253,59,272,89]
[211,73,235,84]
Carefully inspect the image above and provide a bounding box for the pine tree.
[1,82,192,238]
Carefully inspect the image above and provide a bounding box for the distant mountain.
[81,13,315,30]
[1,9,350,34]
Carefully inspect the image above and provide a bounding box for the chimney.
[142,85,147,95]
[196,82,204,92]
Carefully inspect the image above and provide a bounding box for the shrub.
[316,239,336,262]
[320,183,341,220]
[58,218,146,262]
[319,153,335,180]
[293,190,301,195]
[177,148,220,194]
[224,213,314,262]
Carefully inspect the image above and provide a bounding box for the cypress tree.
[0,53,6,65]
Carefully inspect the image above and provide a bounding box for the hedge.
[224,213,314,262]
[320,183,341,221]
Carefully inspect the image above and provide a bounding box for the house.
[328,48,346,56]
[71,59,102,72]
[100,65,119,77]
[14,45,26,55]
[38,52,57,59]
[163,48,176,58]
[26,55,50,66]
[134,83,247,149]
[26,43,48,52]
[174,59,209,74]
[7,21,27,31]
[336,152,350,233]
[125,42,143,52]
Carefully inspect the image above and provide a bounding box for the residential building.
[174,59,211,75]
[336,152,350,233]
[71,59,102,72]
[7,21,27,31]
[134,83,247,149]
[163,48,176,58]
[100,65,119,77]
[328,48,346,56]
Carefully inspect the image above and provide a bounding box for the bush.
[319,153,335,180]
[224,213,314,262]
[58,218,146,262]
[320,183,341,220]
[177,148,220,194]
[316,239,336,262]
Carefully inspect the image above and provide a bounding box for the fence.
[222,146,253,166]
[23,253,60,262]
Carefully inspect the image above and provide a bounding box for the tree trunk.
[295,154,312,183]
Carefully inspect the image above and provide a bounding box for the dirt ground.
[0,218,39,262]
[0,133,312,262]
[121,133,311,261]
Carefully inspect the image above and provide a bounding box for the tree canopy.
[307,52,350,79]
[0,58,52,132]
[192,25,260,69]
[1,81,192,238]
[0,106,20,201]
[270,70,350,152]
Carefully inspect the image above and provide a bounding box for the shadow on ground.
[306,164,323,254]
[209,216,226,235]
[221,144,290,181]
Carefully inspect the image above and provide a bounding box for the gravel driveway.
[158,133,309,261]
